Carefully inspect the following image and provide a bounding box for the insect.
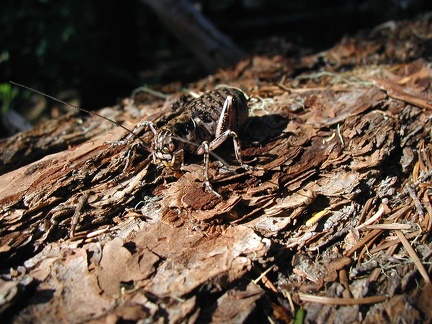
[10,82,250,198]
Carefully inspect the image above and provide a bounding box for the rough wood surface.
[1,17,432,323]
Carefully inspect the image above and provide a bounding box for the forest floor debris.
[1,16,432,323]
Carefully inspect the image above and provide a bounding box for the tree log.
[140,0,246,71]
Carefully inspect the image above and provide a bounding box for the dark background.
[1,0,431,121]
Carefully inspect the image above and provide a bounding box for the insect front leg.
[107,120,158,163]
[115,121,158,145]
[161,149,184,170]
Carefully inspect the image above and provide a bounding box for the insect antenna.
[10,81,151,150]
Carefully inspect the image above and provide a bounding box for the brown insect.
[10,82,250,197]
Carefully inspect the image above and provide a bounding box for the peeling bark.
[1,16,432,323]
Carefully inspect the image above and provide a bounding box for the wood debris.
[1,16,432,323]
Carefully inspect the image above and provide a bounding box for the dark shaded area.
[0,0,431,127]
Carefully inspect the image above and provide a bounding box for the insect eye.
[168,142,176,152]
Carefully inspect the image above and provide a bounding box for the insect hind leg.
[202,141,222,198]
[197,94,250,170]
[200,129,249,170]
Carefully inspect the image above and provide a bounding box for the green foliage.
[2,2,98,79]
[0,83,19,113]
[1,0,159,109]
[294,307,305,324]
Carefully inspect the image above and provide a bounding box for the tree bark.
[140,0,246,72]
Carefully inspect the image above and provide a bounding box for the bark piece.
[22,247,114,323]
[363,295,423,324]
[96,237,159,296]
[136,224,270,298]
[200,281,264,323]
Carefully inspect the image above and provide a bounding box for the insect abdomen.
[188,88,249,132]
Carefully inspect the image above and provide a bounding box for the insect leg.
[113,121,158,146]
[162,149,184,170]
[197,95,248,168]
[202,141,222,198]
[107,120,157,163]
[197,130,248,169]
[70,191,89,237]
[122,142,140,173]
[209,130,246,166]
[215,95,238,137]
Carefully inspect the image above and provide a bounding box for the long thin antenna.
[10,81,149,148]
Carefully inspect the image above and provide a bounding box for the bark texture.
[1,16,432,323]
